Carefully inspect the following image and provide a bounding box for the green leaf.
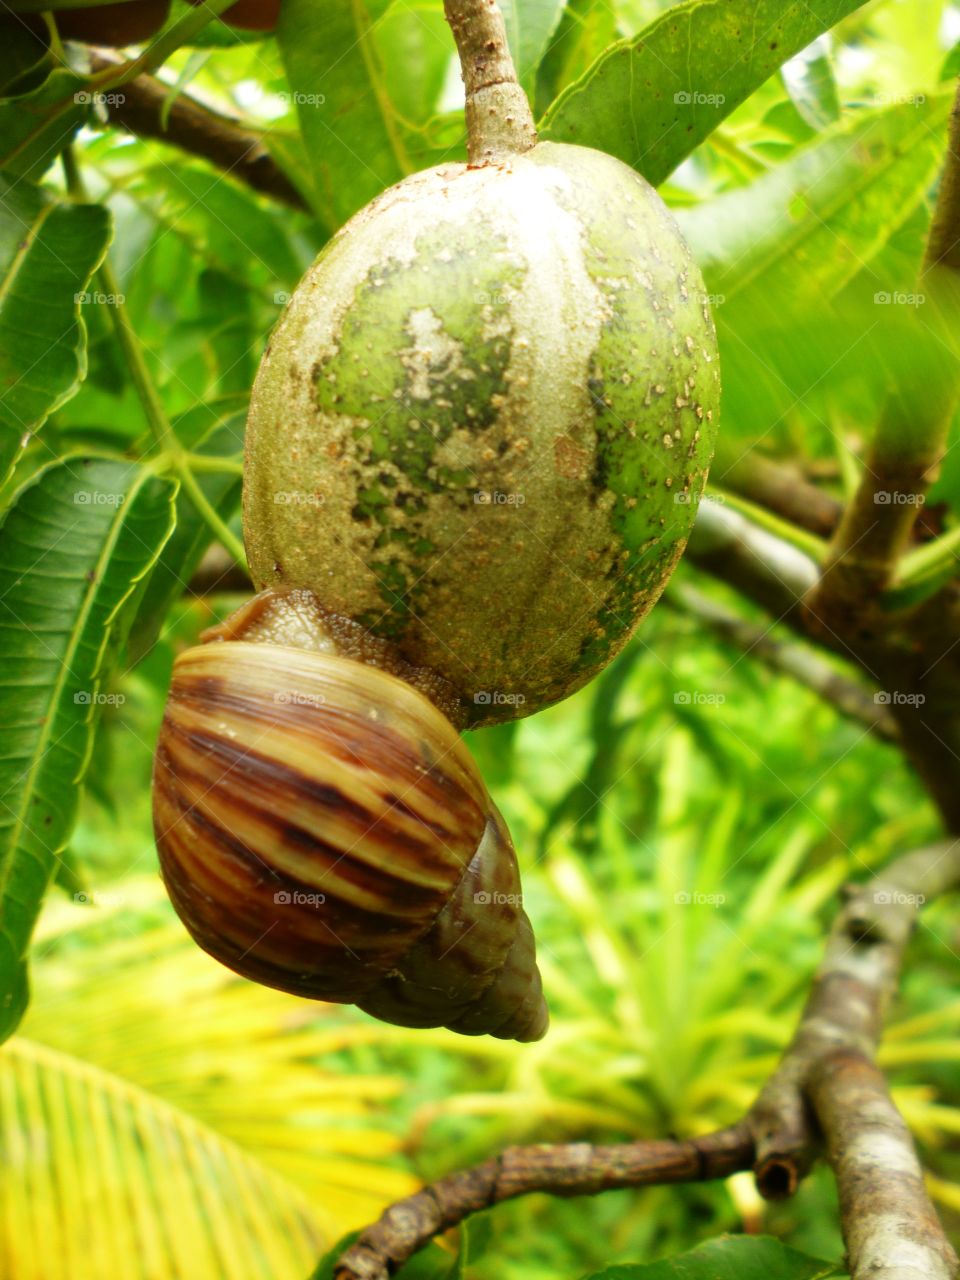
[941,39,960,82]
[675,97,952,311]
[0,173,111,482]
[780,36,840,131]
[673,97,953,440]
[534,0,616,117]
[500,0,569,91]
[277,0,407,230]
[372,0,452,127]
[124,162,304,285]
[539,0,871,185]
[680,94,957,448]
[581,1235,841,1279]
[0,457,176,1042]
[0,68,87,180]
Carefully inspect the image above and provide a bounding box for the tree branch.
[807,78,960,630]
[924,80,960,274]
[334,1126,754,1280]
[332,841,960,1279]
[711,449,842,539]
[747,839,960,1198]
[810,1050,960,1280]
[686,500,960,833]
[686,499,819,621]
[667,582,899,743]
[87,50,309,211]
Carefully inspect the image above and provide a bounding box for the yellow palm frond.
[0,1037,323,1280]
[9,879,420,1278]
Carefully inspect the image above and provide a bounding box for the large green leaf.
[22,897,419,1237]
[779,36,840,131]
[124,162,304,285]
[674,97,953,441]
[539,0,871,184]
[0,68,87,180]
[534,0,617,118]
[372,0,453,128]
[676,97,952,309]
[0,174,111,482]
[582,1236,841,1279]
[0,457,176,1042]
[277,0,406,231]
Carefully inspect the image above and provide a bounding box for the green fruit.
[244,141,720,726]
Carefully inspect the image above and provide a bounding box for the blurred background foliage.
[2,0,960,1277]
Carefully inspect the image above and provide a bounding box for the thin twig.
[334,1126,754,1280]
[667,582,899,743]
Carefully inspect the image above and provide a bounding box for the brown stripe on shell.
[166,645,482,862]
[170,642,485,804]
[158,712,475,905]
[154,734,457,936]
[154,779,402,1000]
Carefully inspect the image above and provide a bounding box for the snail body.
[245,141,719,726]
[153,591,547,1041]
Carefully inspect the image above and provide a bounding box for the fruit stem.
[443,0,536,165]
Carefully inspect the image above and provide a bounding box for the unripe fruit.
[245,141,720,726]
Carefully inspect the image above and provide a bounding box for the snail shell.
[152,636,547,1042]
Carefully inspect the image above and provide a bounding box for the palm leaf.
[0,1036,323,1280]
[0,880,420,1280]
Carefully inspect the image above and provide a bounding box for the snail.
[152,0,719,1041]
[152,587,548,1041]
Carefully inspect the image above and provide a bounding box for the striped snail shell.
[152,590,547,1042]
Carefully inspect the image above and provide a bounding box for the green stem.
[87,0,240,91]
[62,146,247,571]
[897,524,960,586]
[186,453,244,477]
[39,11,68,63]
[174,459,247,566]
[707,487,827,562]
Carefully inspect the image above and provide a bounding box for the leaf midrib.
[720,98,952,302]
[0,464,145,909]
